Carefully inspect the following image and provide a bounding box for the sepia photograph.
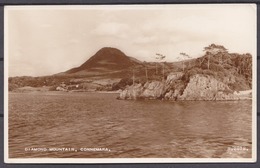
[4,4,257,163]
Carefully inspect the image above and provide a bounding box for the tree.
[234,53,252,76]
[177,56,183,72]
[178,52,191,72]
[145,66,148,82]
[132,68,135,85]
[142,61,149,82]
[180,52,191,69]
[197,57,206,67]
[203,44,228,69]
[155,53,166,82]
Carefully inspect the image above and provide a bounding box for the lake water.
[8,92,252,158]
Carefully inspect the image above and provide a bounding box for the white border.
[4,4,257,163]
[4,5,9,164]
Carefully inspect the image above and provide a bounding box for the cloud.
[92,22,129,39]
[7,5,256,76]
[133,36,157,44]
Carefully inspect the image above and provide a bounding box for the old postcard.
[4,4,257,163]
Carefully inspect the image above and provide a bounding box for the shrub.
[112,78,133,90]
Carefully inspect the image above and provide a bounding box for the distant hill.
[8,44,253,93]
[64,47,141,76]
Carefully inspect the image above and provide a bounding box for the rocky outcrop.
[118,72,185,100]
[118,81,166,100]
[118,83,143,100]
[166,72,183,84]
[141,81,165,99]
[177,74,239,100]
[118,73,247,101]
[56,86,67,91]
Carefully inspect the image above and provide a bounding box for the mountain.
[65,47,141,75]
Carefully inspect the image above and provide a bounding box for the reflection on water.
[9,92,252,158]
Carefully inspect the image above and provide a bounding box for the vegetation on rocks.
[118,44,252,100]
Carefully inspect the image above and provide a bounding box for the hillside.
[65,47,140,75]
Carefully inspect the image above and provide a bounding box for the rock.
[141,81,165,99]
[118,84,143,100]
[164,90,173,100]
[56,86,67,91]
[214,91,239,100]
[118,89,128,100]
[118,74,242,101]
[166,72,183,84]
[172,89,181,100]
[178,74,239,100]
[118,81,166,100]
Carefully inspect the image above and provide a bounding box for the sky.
[6,4,256,77]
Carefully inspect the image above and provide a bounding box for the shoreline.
[9,86,252,101]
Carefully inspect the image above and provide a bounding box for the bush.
[112,78,133,90]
